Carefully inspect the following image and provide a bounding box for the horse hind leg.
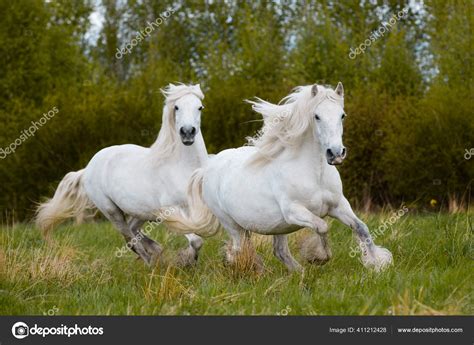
[273,234,302,272]
[128,217,163,265]
[220,217,263,273]
[97,203,152,265]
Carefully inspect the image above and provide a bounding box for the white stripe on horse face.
[313,99,346,164]
[174,93,203,140]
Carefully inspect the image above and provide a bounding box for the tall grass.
[0,212,472,315]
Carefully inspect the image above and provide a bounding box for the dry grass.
[144,266,195,304]
[1,238,83,287]
[225,238,265,277]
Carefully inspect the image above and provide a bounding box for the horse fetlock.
[224,246,238,264]
[287,259,303,272]
[273,247,301,271]
[135,246,152,266]
[141,236,162,257]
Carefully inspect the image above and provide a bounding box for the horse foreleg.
[280,202,331,266]
[330,197,393,271]
[273,235,302,271]
[102,209,152,265]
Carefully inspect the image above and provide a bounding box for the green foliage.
[0,0,472,221]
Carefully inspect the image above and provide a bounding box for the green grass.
[0,212,472,315]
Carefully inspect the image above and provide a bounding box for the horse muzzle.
[326,147,346,165]
[179,126,196,146]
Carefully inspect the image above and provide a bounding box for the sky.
[85,0,104,45]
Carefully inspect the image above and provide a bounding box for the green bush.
[0,1,472,222]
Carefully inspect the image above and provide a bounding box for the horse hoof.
[361,246,393,272]
[174,246,198,268]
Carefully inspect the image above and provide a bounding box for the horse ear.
[194,84,204,99]
[311,84,318,97]
[335,82,344,97]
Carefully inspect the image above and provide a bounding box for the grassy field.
[0,212,472,315]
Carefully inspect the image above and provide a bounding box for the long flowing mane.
[150,83,204,160]
[246,85,343,165]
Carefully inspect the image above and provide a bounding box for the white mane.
[151,83,204,160]
[246,84,343,165]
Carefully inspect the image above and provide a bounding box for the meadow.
[0,212,472,315]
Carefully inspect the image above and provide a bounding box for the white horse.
[36,83,212,265]
[167,83,393,272]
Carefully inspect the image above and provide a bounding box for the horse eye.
[198,106,203,111]
[315,114,321,120]
[174,105,179,111]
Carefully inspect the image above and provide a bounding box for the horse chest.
[283,175,338,216]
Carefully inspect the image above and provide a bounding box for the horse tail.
[35,169,95,237]
[164,168,219,237]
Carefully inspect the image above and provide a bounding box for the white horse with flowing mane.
[36,83,212,265]
[167,83,393,271]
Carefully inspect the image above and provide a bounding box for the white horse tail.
[165,168,219,237]
[35,169,95,237]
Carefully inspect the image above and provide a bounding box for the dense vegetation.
[0,0,472,221]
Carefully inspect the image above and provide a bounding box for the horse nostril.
[191,127,196,135]
[179,127,185,135]
[326,149,334,158]
[341,147,346,157]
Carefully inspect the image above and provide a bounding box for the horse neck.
[149,131,208,169]
[284,130,326,173]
